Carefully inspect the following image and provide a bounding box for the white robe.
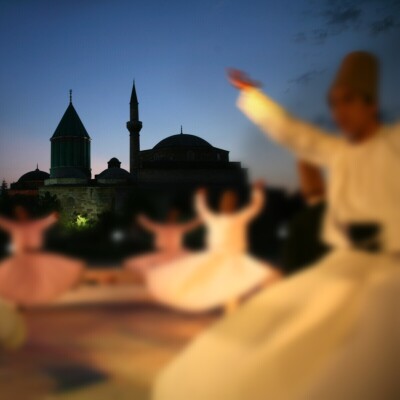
[237,88,400,252]
[146,188,274,312]
[0,216,84,306]
[154,251,400,400]
[153,89,400,399]
[124,219,196,276]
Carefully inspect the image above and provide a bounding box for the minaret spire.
[130,80,138,105]
[129,80,139,121]
[127,80,143,173]
[69,89,72,104]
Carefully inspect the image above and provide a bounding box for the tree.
[0,179,8,193]
[0,179,10,216]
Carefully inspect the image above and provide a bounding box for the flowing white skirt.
[124,250,190,278]
[0,253,84,306]
[146,251,271,312]
[153,250,400,400]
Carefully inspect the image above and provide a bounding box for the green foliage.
[61,212,94,232]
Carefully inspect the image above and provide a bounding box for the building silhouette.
[127,82,143,173]
[12,82,247,219]
[48,90,91,184]
[9,166,49,196]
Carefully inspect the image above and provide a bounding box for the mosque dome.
[107,157,121,168]
[153,134,212,150]
[18,166,50,183]
[141,128,230,166]
[10,166,50,191]
[96,158,132,184]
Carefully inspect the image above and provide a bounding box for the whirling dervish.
[124,209,201,280]
[153,52,400,400]
[0,206,84,306]
[146,182,280,313]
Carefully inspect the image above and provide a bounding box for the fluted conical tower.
[50,91,91,180]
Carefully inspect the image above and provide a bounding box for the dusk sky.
[1,0,399,189]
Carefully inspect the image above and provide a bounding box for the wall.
[39,186,119,220]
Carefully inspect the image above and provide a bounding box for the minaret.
[126,81,143,172]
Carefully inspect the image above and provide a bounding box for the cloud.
[323,5,363,27]
[310,28,330,44]
[295,0,400,44]
[370,16,397,35]
[294,28,333,46]
[289,69,327,86]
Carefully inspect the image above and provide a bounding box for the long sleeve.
[237,88,344,167]
[138,215,161,233]
[180,218,202,233]
[37,213,58,230]
[240,187,265,221]
[195,192,213,221]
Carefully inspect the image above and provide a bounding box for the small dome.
[108,157,121,168]
[153,134,212,150]
[96,159,131,183]
[18,167,50,183]
[97,168,131,180]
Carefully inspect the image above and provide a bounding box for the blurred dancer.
[0,299,25,349]
[147,182,280,313]
[281,161,329,274]
[0,206,84,306]
[153,52,400,399]
[124,209,201,281]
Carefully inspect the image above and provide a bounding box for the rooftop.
[154,133,213,150]
[18,166,50,182]
[51,102,90,140]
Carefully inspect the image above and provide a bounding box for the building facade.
[10,82,247,220]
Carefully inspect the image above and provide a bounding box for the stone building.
[8,82,248,220]
[139,128,245,187]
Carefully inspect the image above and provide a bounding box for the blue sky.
[0,0,399,189]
